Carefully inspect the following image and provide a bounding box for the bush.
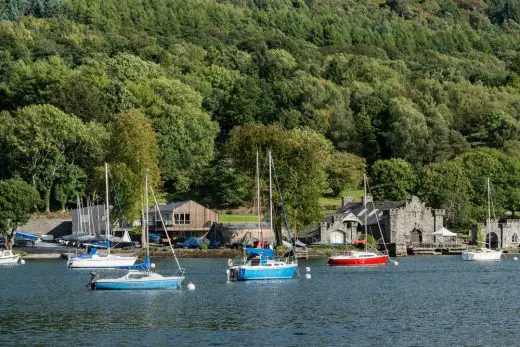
[199,244,208,250]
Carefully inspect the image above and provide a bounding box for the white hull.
[68,254,137,268]
[0,250,21,265]
[462,248,502,261]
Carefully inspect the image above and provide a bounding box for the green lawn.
[319,190,364,209]
[219,214,258,223]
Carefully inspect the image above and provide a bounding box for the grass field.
[219,214,258,223]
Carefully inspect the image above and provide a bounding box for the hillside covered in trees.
[1,0,520,232]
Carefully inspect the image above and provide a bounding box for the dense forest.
[1,0,520,233]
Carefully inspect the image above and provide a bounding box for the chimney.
[361,195,373,206]
[341,196,354,206]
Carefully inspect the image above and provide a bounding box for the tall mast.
[256,151,263,246]
[364,174,367,252]
[145,171,150,260]
[487,177,491,250]
[105,162,110,255]
[269,150,273,246]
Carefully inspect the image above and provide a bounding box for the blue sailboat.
[88,171,185,290]
[227,151,298,281]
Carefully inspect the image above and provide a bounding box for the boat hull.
[0,251,20,265]
[68,255,137,268]
[94,275,184,290]
[462,249,502,261]
[229,263,298,281]
[327,254,389,266]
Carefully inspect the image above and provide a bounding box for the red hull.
[327,255,389,266]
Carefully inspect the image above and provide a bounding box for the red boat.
[327,251,389,266]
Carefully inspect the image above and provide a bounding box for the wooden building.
[147,200,219,238]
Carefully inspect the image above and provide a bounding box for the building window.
[174,213,190,225]
[513,233,519,244]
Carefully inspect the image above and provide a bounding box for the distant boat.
[327,174,389,267]
[462,178,502,261]
[88,171,185,290]
[0,249,21,265]
[227,151,298,281]
[67,163,137,268]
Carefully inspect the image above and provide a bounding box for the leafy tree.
[326,152,366,197]
[105,109,160,220]
[370,158,417,201]
[0,178,40,249]
[225,124,332,232]
[0,104,107,212]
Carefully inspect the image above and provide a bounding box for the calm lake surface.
[1,255,519,346]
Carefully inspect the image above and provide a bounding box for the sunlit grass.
[219,214,258,223]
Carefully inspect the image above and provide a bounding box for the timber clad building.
[147,200,219,238]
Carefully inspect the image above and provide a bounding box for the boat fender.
[227,258,233,267]
[187,282,196,291]
[19,259,26,265]
[87,271,99,290]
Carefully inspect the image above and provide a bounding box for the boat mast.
[256,151,263,246]
[364,174,367,252]
[269,150,273,247]
[487,177,491,250]
[105,162,110,255]
[145,170,150,260]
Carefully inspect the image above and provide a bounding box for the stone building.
[493,218,520,250]
[317,195,445,255]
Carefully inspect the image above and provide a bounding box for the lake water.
[1,255,519,346]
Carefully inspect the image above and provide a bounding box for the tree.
[225,124,333,232]
[0,104,108,212]
[326,152,366,197]
[106,109,160,220]
[0,178,40,249]
[370,158,417,201]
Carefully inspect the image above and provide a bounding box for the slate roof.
[323,199,407,226]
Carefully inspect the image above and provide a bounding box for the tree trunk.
[45,187,51,213]
[5,231,15,250]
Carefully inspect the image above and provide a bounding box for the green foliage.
[106,109,160,220]
[0,177,40,248]
[326,152,366,197]
[225,124,332,230]
[370,158,417,201]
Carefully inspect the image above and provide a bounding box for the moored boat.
[0,250,21,265]
[327,251,389,266]
[88,171,185,290]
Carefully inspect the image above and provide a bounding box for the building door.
[330,231,345,244]
[410,229,423,244]
[486,232,499,249]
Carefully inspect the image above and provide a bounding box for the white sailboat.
[89,171,185,290]
[462,178,503,261]
[67,163,137,268]
[0,250,21,265]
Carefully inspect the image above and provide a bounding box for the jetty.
[407,242,466,255]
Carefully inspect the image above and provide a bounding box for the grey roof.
[157,201,189,212]
[323,200,407,226]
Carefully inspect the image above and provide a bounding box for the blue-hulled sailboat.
[88,171,185,290]
[227,151,298,281]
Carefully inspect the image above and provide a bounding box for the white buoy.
[187,282,195,290]
[514,257,518,261]
[305,273,311,279]
[393,260,399,266]
[151,263,156,269]
[305,266,311,272]
[19,259,25,265]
